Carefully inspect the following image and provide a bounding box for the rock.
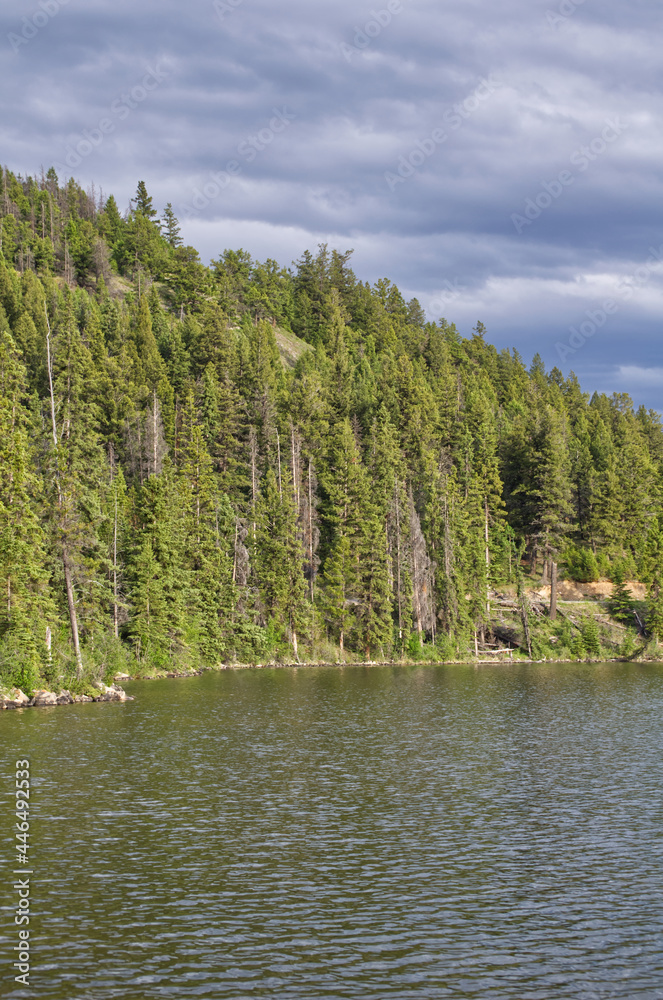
[1,688,31,709]
[114,672,131,681]
[57,690,74,705]
[94,683,131,702]
[32,689,58,706]
[74,694,93,703]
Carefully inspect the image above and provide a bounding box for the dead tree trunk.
[308,460,314,601]
[45,305,83,678]
[517,572,533,659]
[111,445,119,639]
[276,428,282,497]
[484,497,490,618]
[395,482,403,649]
[249,427,258,540]
[549,560,558,622]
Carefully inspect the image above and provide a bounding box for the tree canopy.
[0,164,661,688]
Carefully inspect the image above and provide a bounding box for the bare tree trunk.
[308,459,315,601]
[63,554,83,673]
[137,419,144,485]
[109,443,119,639]
[484,497,490,617]
[395,483,402,647]
[232,521,238,584]
[444,498,452,577]
[409,489,433,637]
[152,390,158,477]
[45,306,83,678]
[113,498,119,639]
[290,425,300,511]
[517,573,533,659]
[250,427,258,539]
[549,560,558,622]
[276,428,282,497]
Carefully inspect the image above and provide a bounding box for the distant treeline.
[1,166,662,689]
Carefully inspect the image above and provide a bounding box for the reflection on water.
[1,662,663,999]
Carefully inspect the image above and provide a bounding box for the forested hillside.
[1,166,662,690]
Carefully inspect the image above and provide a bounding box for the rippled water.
[2,662,663,999]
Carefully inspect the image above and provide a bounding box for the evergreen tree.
[161,203,182,248]
[0,330,53,677]
[132,181,158,220]
[253,470,308,659]
[4,162,663,681]
[608,569,634,624]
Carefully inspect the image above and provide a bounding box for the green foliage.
[608,569,635,624]
[0,642,41,695]
[580,616,601,657]
[570,633,586,659]
[406,631,423,659]
[564,544,600,583]
[1,163,663,681]
[647,583,663,642]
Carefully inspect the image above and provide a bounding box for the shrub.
[406,632,423,659]
[608,570,635,624]
[571,634,586,659]
[581,616,601,657]
[564,545,599,583]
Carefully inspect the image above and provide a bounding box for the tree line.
[1,166,662,690]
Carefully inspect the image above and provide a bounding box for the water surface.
[1,662,663,998]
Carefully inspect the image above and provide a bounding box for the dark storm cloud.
[1,0,662,407]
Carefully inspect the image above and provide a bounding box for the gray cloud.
[1,0,662,408]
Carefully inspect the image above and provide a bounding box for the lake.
[2,662,663,999]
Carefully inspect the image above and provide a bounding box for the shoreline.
[4,654,661,711]
[120,652,661,681]
[1,683,133,712]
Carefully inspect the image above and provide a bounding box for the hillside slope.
[0,167,662,692]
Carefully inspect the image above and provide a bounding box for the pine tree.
[129,467,190,661]
[177,400,236,661]
[581,615,601,657]
[161,203,182,248]
[5,165,663,679]
[0,329,53,676]
[132,181,157,220]
[356,506,393,659]
[322,531,354,654]
[368,406,412,650]
[608,569,634,624]
[253,469,308,659]
[43,292,111,675]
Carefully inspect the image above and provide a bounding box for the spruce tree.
[608,569,634,624]
[0,329,53,679]
[132,181,158,220]
[253,469,308,659]
[161,203,182,248]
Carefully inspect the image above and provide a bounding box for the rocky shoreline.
[1,683,133,710]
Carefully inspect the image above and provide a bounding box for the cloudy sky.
[2,0,662,408]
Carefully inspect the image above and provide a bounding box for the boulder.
[1,688,31,709]
[32,689,58,706]
[57,690,74,705]
[94,683,131,702]
[74,694,93,703]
